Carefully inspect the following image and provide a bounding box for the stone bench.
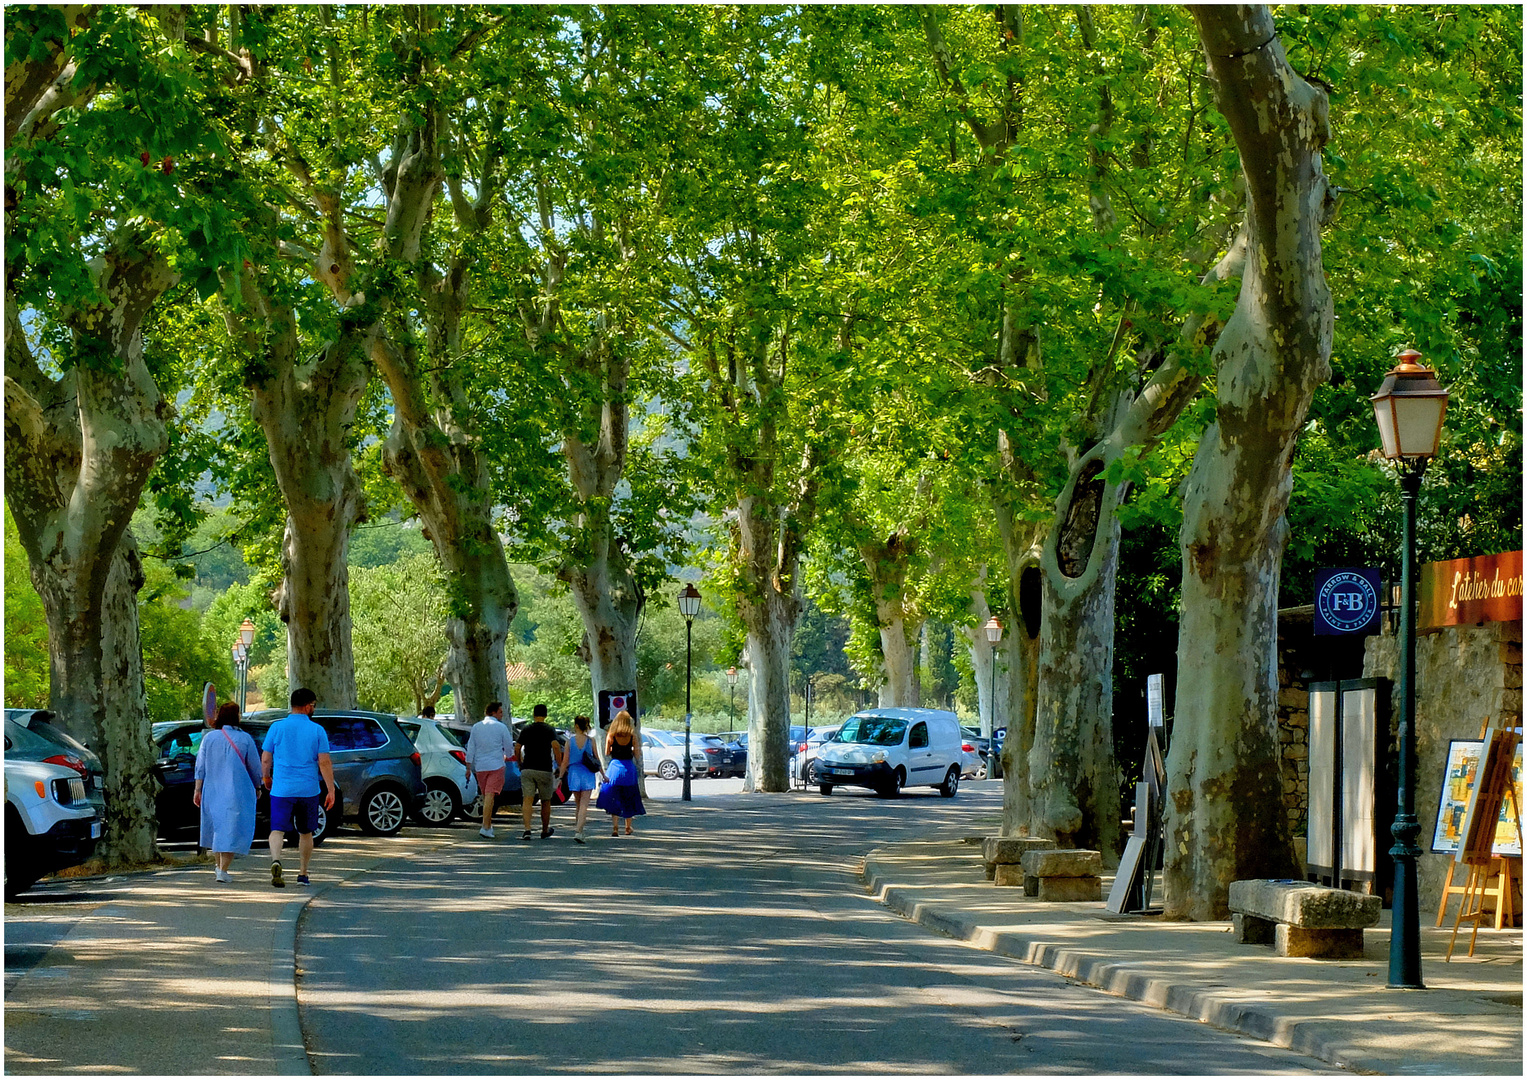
[982,836,1055,887]
[1021,848,1104,902]
[1227,879,1380,959]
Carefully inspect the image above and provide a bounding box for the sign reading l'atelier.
[1418,549,1523,631]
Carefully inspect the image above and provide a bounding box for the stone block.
[1275,924,1364,959]
[1036,875,1103,902]
[1023,875,1039,896]
[993,863,1024,887]
[1022,848,1103,878]
[1227,879,1380,929]
[983,861,996,880]
[983,836,1055,866]
[1232,913,1275,944]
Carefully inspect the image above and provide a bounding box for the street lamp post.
[237,619,256,713]
[230,643,247,714]
[678,583,702,803]
[1370,347,1449,992]
[727,667,738,730]
[983,616,1004,779]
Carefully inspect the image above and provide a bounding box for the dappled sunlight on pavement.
[864,831,1523,1074]
[295,788,1342,1075]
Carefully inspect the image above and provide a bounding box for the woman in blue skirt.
[559,715,606,844]
[596,710,646,836]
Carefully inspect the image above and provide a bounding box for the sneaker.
[573,834,585,846]
[296,874,310,887]
[540,826,555,840]
[214,869,230,883]
[520,829,533,841]
[479,826,495,838]
[270,862,285,889]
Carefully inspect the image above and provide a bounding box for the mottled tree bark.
[4,241,173,865]
[1165,5,1337,920]
[860,534,923,708]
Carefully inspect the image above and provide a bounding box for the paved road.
[297,784,1340,1074]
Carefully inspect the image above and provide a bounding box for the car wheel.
[658,760,681,781]
[463,793,484,822]
[359,785,408,836]
[818,783,833,796]
[939,765,960,798]
[803,760,818,785]
[879,768,904,798]
[414,781,459,827]
[311,800,335,845]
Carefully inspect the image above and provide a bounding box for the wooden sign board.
[1418,550,1523,632]
[1455,728,1522,868]
[1431,740,1524,857]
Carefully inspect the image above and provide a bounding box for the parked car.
[155,710,427,842]
[396,717,478,827]
[692,734,744,778]
[640,730,708,780]
[6,743,100,897]
[815,708,964,798]
[789,724,842,784]
[958,726,989,778]
[4,713,105,816]
[243,709,427,836]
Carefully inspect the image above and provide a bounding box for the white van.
[815,708,964,798]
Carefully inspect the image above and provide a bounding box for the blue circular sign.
[1316,571,1379,632]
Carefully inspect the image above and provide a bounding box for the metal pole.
[990,645,1003,780]
[1387,462,1425,990]
[682,617,693,802]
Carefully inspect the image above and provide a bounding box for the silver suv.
[5,727,100,897]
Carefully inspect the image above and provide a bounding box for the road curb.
[862,854,1371,1074]
[268,837,465,1075]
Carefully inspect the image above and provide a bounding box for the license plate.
[90,820,101,839]
[830,767,852,776]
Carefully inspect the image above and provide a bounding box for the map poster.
[1431,739,1524,857]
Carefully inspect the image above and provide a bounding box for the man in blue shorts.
[261,687,337,888]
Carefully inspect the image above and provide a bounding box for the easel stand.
[1444,725,1523,961]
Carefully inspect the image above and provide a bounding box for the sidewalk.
[864,837,1524,1076]
[4,833,455,1075]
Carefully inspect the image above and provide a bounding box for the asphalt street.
[296,782,1341,1074]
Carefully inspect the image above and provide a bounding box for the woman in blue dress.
[596,710,646,836]
[194,703,263,882]
[559,715,606,844]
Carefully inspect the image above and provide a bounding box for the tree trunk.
[4,241,174,865]
[241,309,370,709]
[742,587,796,793]
[995,497,1044,836]
[562,508,642,718]
[1030,459,1125,860]
[736,490,802,793]
[876,615,922,708]
[1165,5,1336,920]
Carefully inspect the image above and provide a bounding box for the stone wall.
[1362,619,1524,917]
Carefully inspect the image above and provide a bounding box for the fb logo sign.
[1315,569,1380,634]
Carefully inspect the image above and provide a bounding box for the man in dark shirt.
[516,703,564,840]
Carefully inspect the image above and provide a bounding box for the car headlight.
[870,751,887,764]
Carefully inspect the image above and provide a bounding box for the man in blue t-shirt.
[261,687,336,888]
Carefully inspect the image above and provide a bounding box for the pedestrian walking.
[261,687,337,888]
[558,715,607,844]
[193,702,262,883]
[516,703,565,841]
[465,701,515,838]
[596,709,645,836]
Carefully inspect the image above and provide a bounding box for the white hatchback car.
[397,717,478,827]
